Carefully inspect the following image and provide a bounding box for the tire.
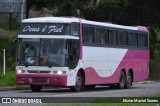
[125,71,132,88]
[30,85,42,92]
[117,71,126,89]
[70,72,84,92]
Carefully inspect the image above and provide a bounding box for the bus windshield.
[17,38,67,67]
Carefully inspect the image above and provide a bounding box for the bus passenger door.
[68,40,80,69]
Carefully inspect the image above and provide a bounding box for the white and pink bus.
[16,17,149,92]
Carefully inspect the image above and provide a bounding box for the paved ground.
[0,82,160,97]
[0,82,159,105]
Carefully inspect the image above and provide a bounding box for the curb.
[0,86,59,92]
[134,80,154,84]
[0,86,30,91]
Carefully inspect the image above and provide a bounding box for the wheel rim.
[76,74,82,87]
[120,73,125,88]
[127,73,132,86]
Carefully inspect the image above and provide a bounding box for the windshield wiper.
[45,62,52,68]
[25,62,28,67]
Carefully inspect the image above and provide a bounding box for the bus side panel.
[81,46,127,85]
[128,49,149,81]
[81,47,149,85]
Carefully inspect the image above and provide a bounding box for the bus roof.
[81,20,148,32]
[22,17,80,23]
[22,17,148,32]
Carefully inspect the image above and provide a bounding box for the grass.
[0,22,20,31]
[0,28,18,38]
[146,94,160,97]
[0,67,16,87]
[149,60,160,80]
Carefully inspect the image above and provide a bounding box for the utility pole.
[21,0,25,21]
[3,49,6,75]
[17,0,26,21]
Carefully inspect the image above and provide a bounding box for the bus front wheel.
[30,85,42,92]
[70,71,84,92]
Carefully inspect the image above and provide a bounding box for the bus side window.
[95,28,102,44]
[71,23,80,36]
[138,33,148,47]
[118,31,128,46]
[109,30,117,45]
[82,25,94,44]
[129,32,138,47]
[101,29,108,45]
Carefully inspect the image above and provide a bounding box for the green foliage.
[149,60,160,80]
[56,0,78,16]
[148,27,160,60]
[26,0,160,27]
[0,29,18,69]
[0,68,16,87]
[25,0,160,27]
[0,22,20,31]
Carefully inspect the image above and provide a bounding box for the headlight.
[57,70,63,75]
[53,70,66,75]
[17,70,22,74]
[17,70,25,74]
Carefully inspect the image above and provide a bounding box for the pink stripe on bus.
[84,49,149,85]
[137,26,148,32]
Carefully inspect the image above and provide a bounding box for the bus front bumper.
[16,74,67,86]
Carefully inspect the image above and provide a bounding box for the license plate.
[32,78,48,83]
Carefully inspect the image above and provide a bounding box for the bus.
[16,17,149,92]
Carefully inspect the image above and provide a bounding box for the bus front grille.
[28,77,50,84]
[27,70,51,74]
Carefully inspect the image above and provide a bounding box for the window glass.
[82,26,94,43]
[102,29,108,44]
[71,23,79,36]
[17,38,67,67]
[138,34,148,47]
[118,31,128,46]
[95,28,107,44]
[95,28,102,44]
[109,30,117,45]
[129,32,138,47]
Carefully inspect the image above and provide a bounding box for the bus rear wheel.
[30,85,42,92]
[125,71,132,88]
[70,71,84,92]
[117,71,126,89]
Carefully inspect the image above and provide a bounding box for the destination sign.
[19,23,69,35]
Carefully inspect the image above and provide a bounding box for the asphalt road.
[0,82,160,98]
[0,82,159,105]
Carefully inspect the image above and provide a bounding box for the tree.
[55,0,77,16]
[148,27,160,60]
[26,0,64,18]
